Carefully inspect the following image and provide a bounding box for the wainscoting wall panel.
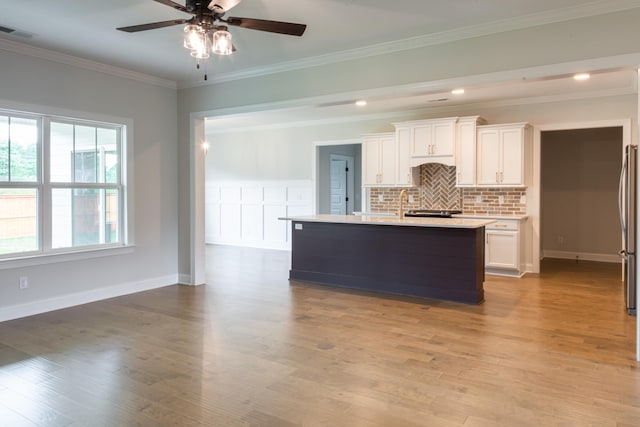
[206,181,313,250]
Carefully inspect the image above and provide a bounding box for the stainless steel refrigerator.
[619,144,637,316]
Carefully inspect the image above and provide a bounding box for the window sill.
[0,244,136,270]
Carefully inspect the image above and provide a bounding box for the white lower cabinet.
[486,230,519,269]
[483,218,526,277]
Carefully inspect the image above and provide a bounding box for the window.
[0,110,127,258]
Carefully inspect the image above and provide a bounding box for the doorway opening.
[315,142,362,215]
[540,126,623,273]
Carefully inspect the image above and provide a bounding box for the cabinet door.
[485,230,519,269]
[456,120,476,186]
[396,127,413,185]
[411,124,432,157]
[432,121,455,156]
[500,127,524,185]
[362,138,381,186]
[379,135,397,185]
[477,129,500,185]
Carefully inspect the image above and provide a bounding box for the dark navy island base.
[288,218,486,305]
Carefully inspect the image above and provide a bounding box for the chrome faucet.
[398,189,409,218]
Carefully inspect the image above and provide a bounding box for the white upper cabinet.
[394,118,458,167]
[363,131,418,187]
[455,116,486,187]
[395,127,419,187]
[362,133,397,186]
[476,123,531,187]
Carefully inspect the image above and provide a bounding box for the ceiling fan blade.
[117,19,189,33]
[208,0,243,13]
[226,17,306,36]
[153,0,189,13]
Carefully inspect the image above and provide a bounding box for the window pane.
[0,188,38,255]
[50,122,74,182]
[105,189,119,243]
[9,117,38,182]
[74,126,97,183]
[52,188,119,249]
[0,116,8,181]
[97,128,118,184]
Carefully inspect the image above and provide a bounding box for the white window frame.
[0,106,134,270]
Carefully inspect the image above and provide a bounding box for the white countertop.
[281,214,495,229]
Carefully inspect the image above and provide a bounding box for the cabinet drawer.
[486,220,519,231]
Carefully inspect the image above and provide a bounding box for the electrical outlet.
[378,194,384,202]
[558,236,564,244]
[408,195,414,203]
[498,195,504,204]
[475,195,482,203]
[19,276,28,289]
[520,195,527,204]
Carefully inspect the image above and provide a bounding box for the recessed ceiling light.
[574,73,591,81]
[451,88,465,95]
[355,100,367,107]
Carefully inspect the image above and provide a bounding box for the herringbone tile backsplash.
[369,164,526,215]
[420,164,461,210]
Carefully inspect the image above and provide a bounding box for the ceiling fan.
[117,0,307,79]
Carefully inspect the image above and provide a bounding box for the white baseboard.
[486,268,526,278]
[209,240,291,251]
[542,250,621,263]
[0,274,179,323]
[178,273,194,285]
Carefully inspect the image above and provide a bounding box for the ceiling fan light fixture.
[212,29,233,55]
[184,24,204,50]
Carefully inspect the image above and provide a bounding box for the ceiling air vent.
[0,25,16,34]
[0,24,34,38]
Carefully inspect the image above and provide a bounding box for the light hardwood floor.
[0,246,639,426]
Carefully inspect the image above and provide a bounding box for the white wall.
[0,49,179,320]
[205,180,312,250]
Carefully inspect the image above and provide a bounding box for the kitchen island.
[283,214,494,304]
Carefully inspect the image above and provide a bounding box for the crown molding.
[182,0,640,88]
[0,38,177,89]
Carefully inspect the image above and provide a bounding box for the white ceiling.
[203,68,638,132]
[0,0,638,128]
